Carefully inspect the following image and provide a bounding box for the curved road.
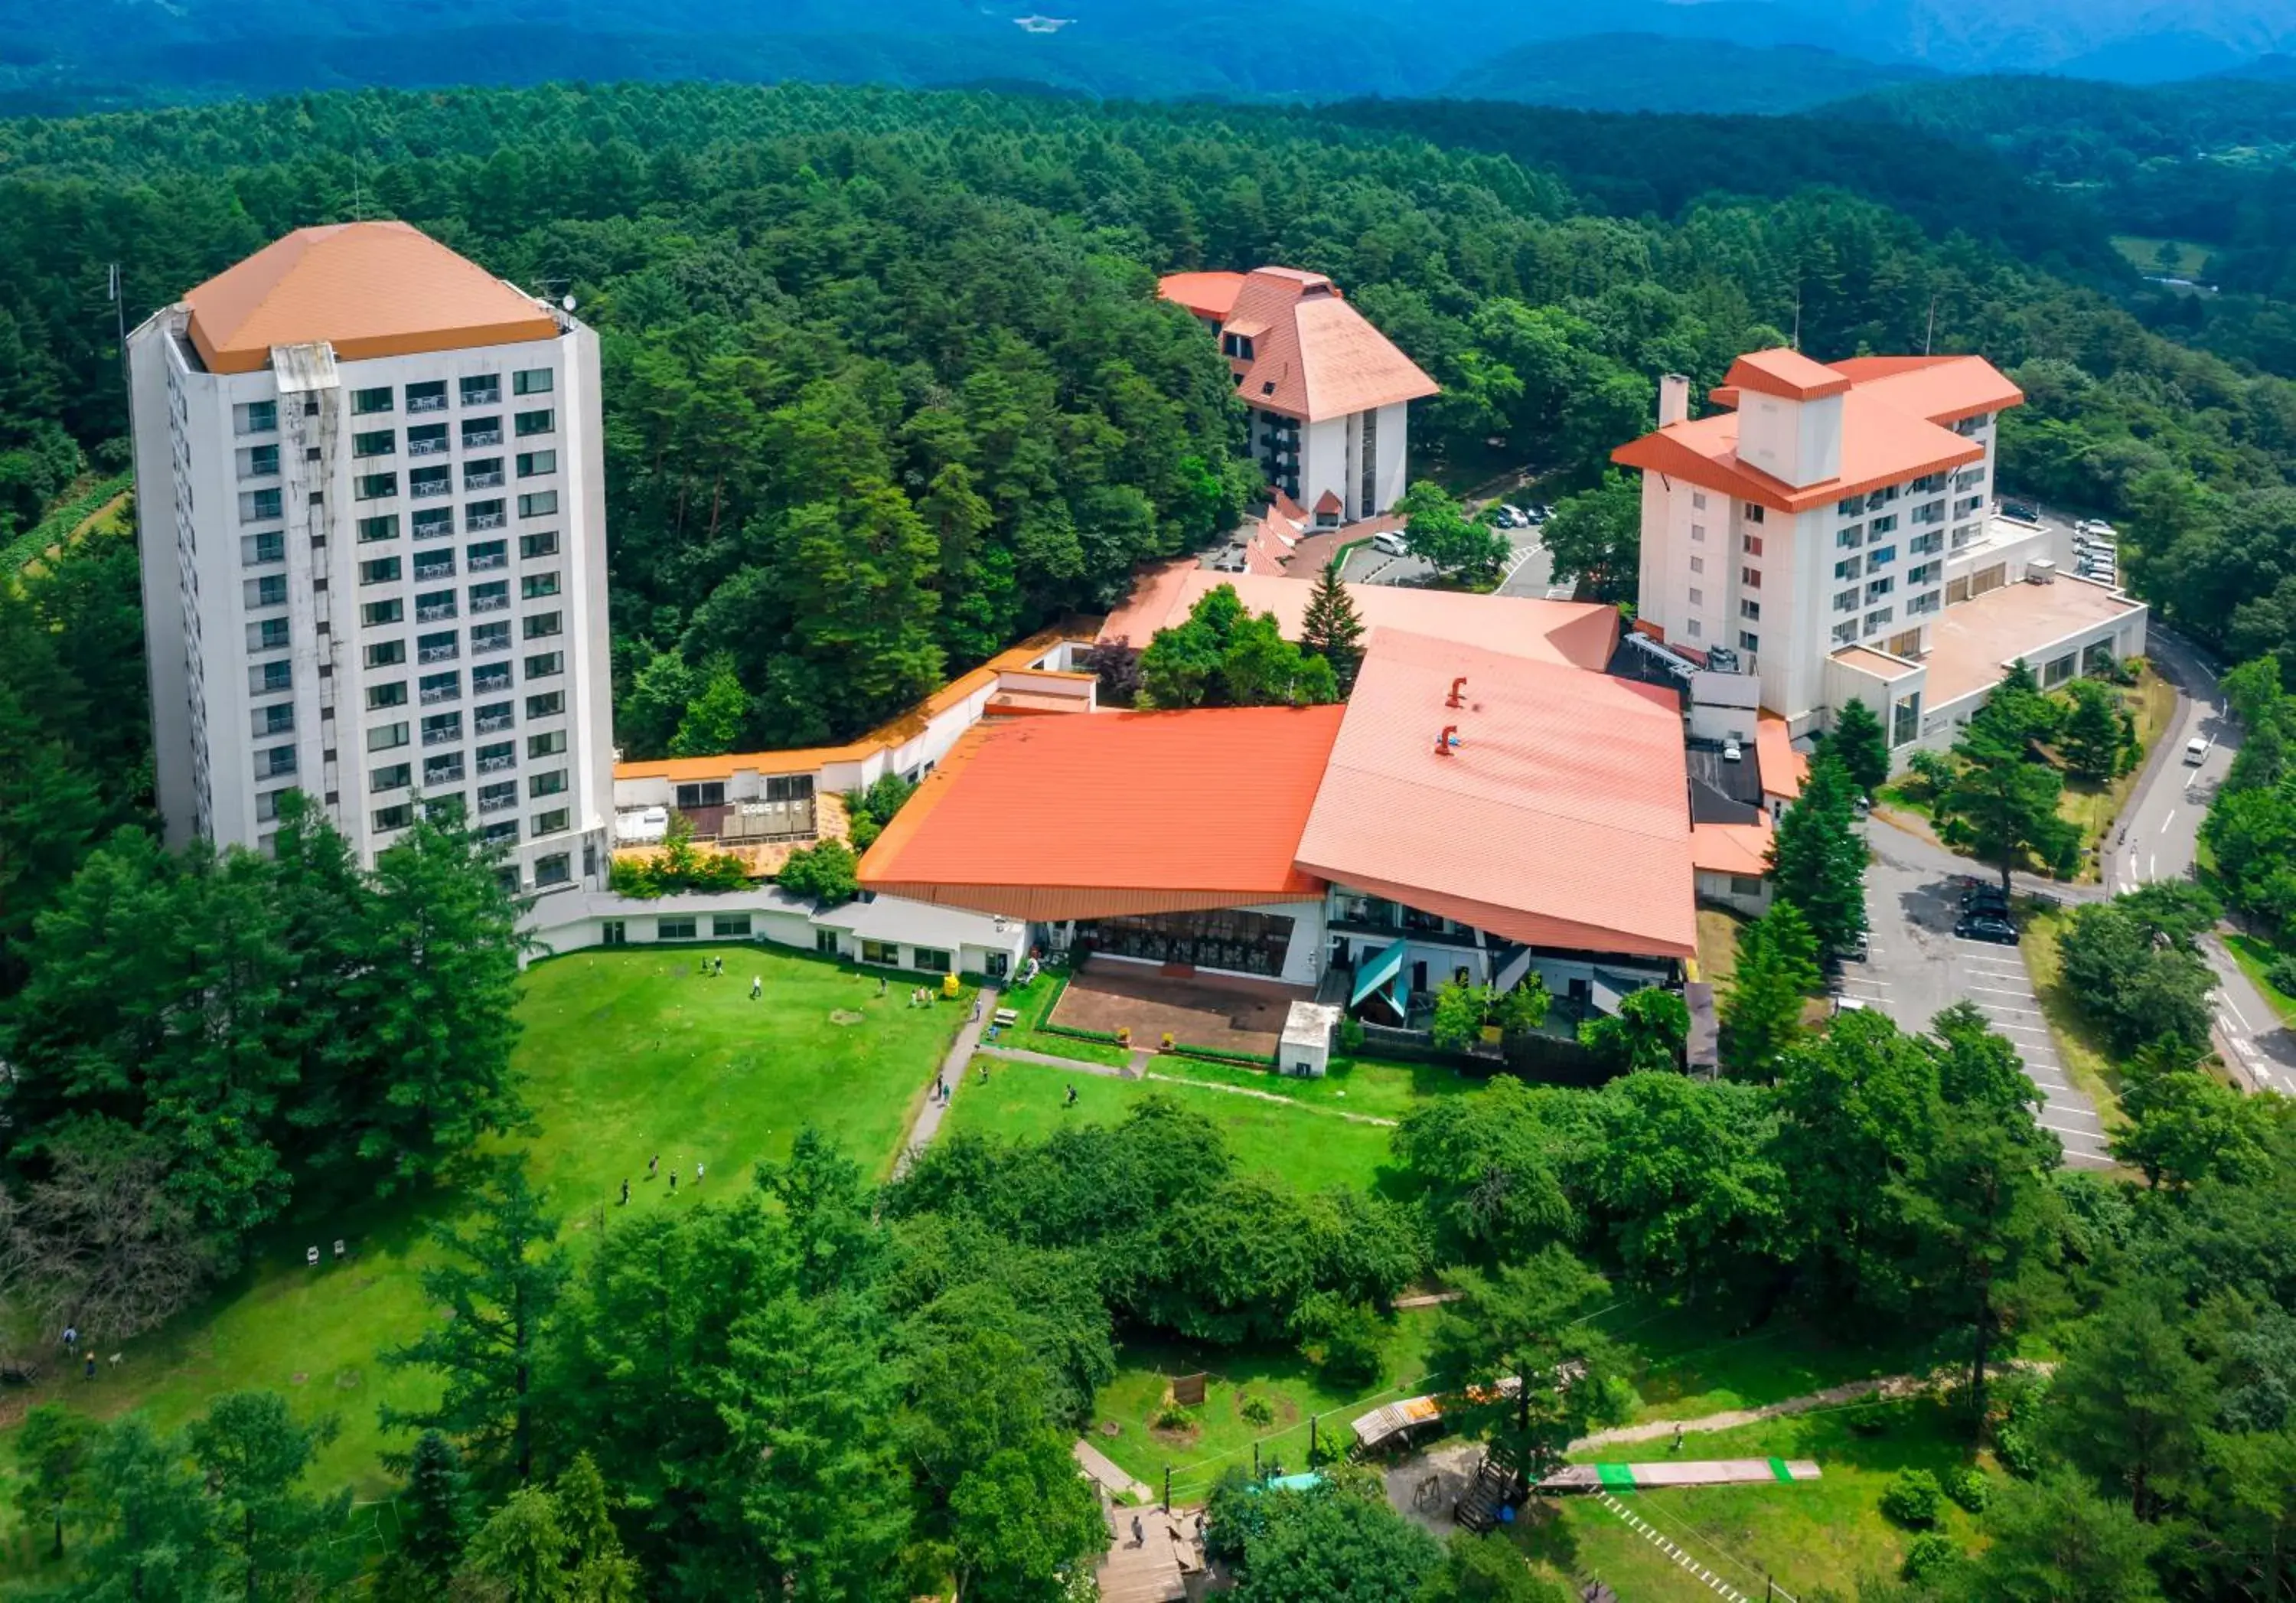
[2109,630,2296,1094]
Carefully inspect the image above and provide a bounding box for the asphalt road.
[2111,629,2296,1094]
[1838,826,2115,1167]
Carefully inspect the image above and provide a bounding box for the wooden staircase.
[1453,1441,1525,1533]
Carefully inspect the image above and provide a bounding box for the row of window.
[361,654,563,732]
[351,371,554,417]
[350,413,553,457]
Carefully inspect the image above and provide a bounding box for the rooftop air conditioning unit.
[2027,559,2056,584]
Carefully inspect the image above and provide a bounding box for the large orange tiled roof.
[1294,629,1697,960]
[183,221,559,374]
[1193,267,1440,423]
[858,705,1345,920]
[1619,347,2021,513]
[1097,565,1618,672]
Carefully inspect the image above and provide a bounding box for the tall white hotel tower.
[127,220,615,896]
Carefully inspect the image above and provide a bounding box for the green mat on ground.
[1769,1457,1795,1482]
[1596,1462,1639,1490]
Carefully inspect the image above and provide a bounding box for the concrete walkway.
[1075,1438,1153,1503]
[1140,1071,1400,1125]
[892,984,998,1179]
[977,1043,1128,1076]
[1569,1375,1922,1451]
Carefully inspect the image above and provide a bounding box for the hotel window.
[711,913,752,938]
[461,374,501,407]
[520,530,559,560]
[360,557,402,586]
[248,573,288,609]
[1837,524,1864,549]
[1867,546,1896,572]
[353,429,396,459]
[240,488,283,523]
[657,918,697,941]
[1688,587,1704,606]
[1864,608,1893,633]
[534,811,572,841]
[235,400,279,435]
[358,514,400,544]
[533,850,572,886]
[1739,599,1760,621]
[368,721,409,753]
[354,472,398,502]
[518,491,557,520]
[1737,631,1760,652]
[373,805,415,834]
[1835,590,1859,613]
[527,690,563,719]
[243,531,285,566]
[526,651,563,680]
[352,386,393,415]
[1870,514,1898,535]
[1833,620,1859,645]
[521,572,560,600]
[1867,577,1895,602]
[237,443,279,479]
[362,598,404,628]
[513,368,553,396]
[515,407,555,437]
[1741,534,1763,557]
[529,769,567,798]
[517,449,556,478]
[370,762,412,793]
[1688,556,1704,574]
[523,612,562,640]
[1740,566,1761,589]
[528,730,566,759]
[1835,558,1858,581]
[367,640,406,670]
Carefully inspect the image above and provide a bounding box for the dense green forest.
[12,80,2296,749]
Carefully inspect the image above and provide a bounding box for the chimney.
[1434,725,1457,756]
[1658,373,1691,429]
[1446,676,1467,708]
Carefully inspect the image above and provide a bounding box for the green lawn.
[2224,932,2296,1030]
[3,944,965,1502]
[1594,1299,1938,1425]
[1520,1395,1987,1601]
[1146,1053,1478,1123]
[1091,1311,1446,1500]
[2111,233,2214,279]
[946,1057,1406,1198]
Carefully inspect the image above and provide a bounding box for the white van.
[1371,531,1410,557]
[2185,736,2210,766]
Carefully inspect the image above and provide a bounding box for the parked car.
[1962,885,2011,916]
[1955,913,2019,944]
[2080,519,2119,540]
[1371,530,1410,557]
[2001,500,2040,523]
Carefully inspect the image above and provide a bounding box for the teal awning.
[1352,937,1407,1009]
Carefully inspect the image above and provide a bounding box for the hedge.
[1169,1043,1279,1068]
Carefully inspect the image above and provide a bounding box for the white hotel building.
[127,221,615,895]
[1615,349,2145,760]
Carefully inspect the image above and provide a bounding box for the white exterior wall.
[1297,415,1349,524]
[128,303,614,895]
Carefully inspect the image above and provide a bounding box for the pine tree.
[1827,697,1890,797]
[382,1431,472,1598]
[1720,900,1821,1079]
[1938,725,2082,892]
[2061,679,2123,784]
[382,1157,568,1487]
[1768,754,1870,958]
[1299,563,1366,695]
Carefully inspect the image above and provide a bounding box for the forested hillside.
[7,80,2296,743]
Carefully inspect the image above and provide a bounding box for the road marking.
[1968,982,2035,996]
[2223,999,2252,1030]
[2161,810,2176,835]
[1988,1021,2052,1036]
[1978,1004,2046,1018]
[2150,854,2157,879]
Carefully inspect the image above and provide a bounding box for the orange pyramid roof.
[184,221,559,374]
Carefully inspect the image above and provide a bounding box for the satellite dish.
[561,294,578,312]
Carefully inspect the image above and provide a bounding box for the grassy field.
[0,944,965,1501]
[1519,1393,1986,1601]
[1148,1052,1478,1123]
[2225,932,2296,1029]
[946,1056,1407,1198]
[1092,1311,1446,1499]
[2020,909,2127,1133]
[1593,1301,1935,1426]
[1696,908,1745,988]
[2111,234,2215,279]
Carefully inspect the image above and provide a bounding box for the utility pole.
[1924,295,1938,356]
[1162,1468,1170,1514]
[1309,1414,1319,1465]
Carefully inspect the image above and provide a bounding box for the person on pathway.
[751,975,762,1000]
[62,1325,77,1354]
[971,999,982,1023]
[1131,1515,1143,1547]
[936,1074,947,1102]
[619,1178,630,1206]
[1671,1425,1684,1453]
[1065,1084,1078,1107]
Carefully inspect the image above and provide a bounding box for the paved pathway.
[1074,1439,1153,1503]
[977,1043,1127,1076]
[1569,1375,1920,1451]
[892,984,997,1179]
[1139,1070,1399,1125]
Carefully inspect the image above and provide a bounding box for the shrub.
[1943,1464,1990,1513]
[1151,1402,1195,1432]
[2268,954,2296,999]
[1880,1468,1944,1529]
[1901,1533,1963,1584]
[1238,1394,1274,1427]
[1337,1016,1366,1053]
[777,839,859,906]
[1992,1374,2052,1478]
[1292,1291,1384,1389]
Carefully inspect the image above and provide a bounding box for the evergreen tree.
[2061,678,2124,784]
[2049,1290,2212,1521]
[1767,753,1870,958]
[1720,900,1821,1079]
[1826,697,1890,796]
[67,1416,221,1603]
[1298,563,1365,695]
[187,1390,355,1601]
[383,1157,568,1487]
[1938,724,2082,892]
[667,654,750,759]
[1428,1247,1622,1481]
[13,1403,94,1559]
[381,1430,473,1599]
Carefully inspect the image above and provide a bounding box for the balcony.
[419,684,461,706]
[426,760,466,785]
[471,593,510,615]
[423,724,461,747]
[409,436,450,458]
[412,514,455,541]
[416,602,458,622]
[476,711,516,734]
[410,478,452,500]
[467,511,505,531]
[473,668,514,694]
[479,789,517,815]
[478,753,516,775]
[419,643,459,664]
[462,428,504,449]
[462,388,502,409]
[407,393,448,414]
[468,551,507,573]
[472,631,512,656]
[464,471,505,492]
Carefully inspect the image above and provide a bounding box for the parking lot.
[1831,831,2114,1168]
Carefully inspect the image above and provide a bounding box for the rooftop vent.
[1434,724,1458,756]
[1446,676,1467,708]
